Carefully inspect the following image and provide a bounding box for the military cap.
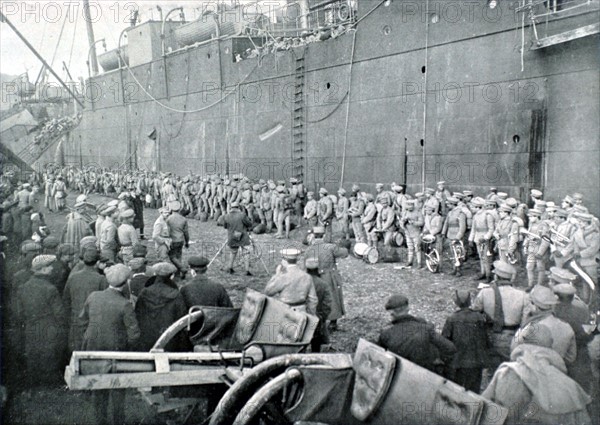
[188,256,210,269]
[233,175,241,181]
[554,208,568,218]
[463,190,473,196]
[527,208,542,217]
[498,204,513,213]
[120,209,135,219]
[305,257,319,270]
[552,283,577,296]
[364,193,374,202]
[118,192,128,200]
[101,205,117,216]
[276,186,285,193]
[224,179,231,185]
[152,262,178,277]
[80,235,97,249]
[392,185,404,193]
[268,182,276,190]
[82,246,100,263]
[574,212,593,222]
[319,187,328,194]
[57,244,75,256]
[452,192,465,200]
[572,193,583,201]
[446,196,459,204]
[351,184,361,192]
[184,176,190,182]
[520,323,553,348]
[74,194,88,208]
[307,191,315,197]
[32,254,56,270]
[133,244,148,258]
[546,201,556,208]
[259,179,266,185]
[21,240,42,254]
[425,187,435,194]
[290,177,298,184]
[530,189,543,198]
[105,264,131,287]
[107,200,119,207]
[280,248,301,260]
[497,192,508,200]
[437,181,446,186]
[471,197,484,207]
[96,203,107,214]
[453,289,471,307]
[405,199,416,207]
[534,200,547,207]
[548,266,576,284]
[493,260,516,280]
[562,195,574,205]
[253,184,260,191]
[505,198,519,208]
[530,285,558,309]
[338,188,346,195]
[230,201,240,208]
[23,183,31,188]
[376,183,384,189]
[158,206,170,214]
[385,294,409,310]
[243,183,251,190]
[42,236,60,249]
[168,200,181,211]
[128,257,146,271]
[276,180,286,186]
[313,226,326,235]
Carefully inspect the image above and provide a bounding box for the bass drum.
[353,242,369,259]
[364,247,379,264]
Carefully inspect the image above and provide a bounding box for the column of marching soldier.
[1,167,600,425]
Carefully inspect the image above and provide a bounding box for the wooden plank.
[71,350,258,362]
[154,353,171,374]
[65,366,230,390]
[532,23,600,50]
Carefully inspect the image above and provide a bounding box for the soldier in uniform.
[551,208,576,268]
[117,209,138,264]
[512,285,576,365]
[472,260,529,369]
[423,188,439,215]
[261,182,275,232]
[435,181,451,216]
[571,212,599,288]
[362,193,377,247]
[349,185,366,243]
[303,192,318,228]
[336,188,350,240]
[152,207,171,262]
[401,200,424,268]
[317,188,334,242]
[44,176,55,212]
[494,204,519,265]
[522,209,551,289]
[373,197,396,249]
[99,206,119,263]
[181,256,233,309]
[305,258,332,352]
[469,197,495,282]
[264,248,318,315]
[305,226,348,330]
[223,202,253,275]
[442,197,467,276]
[166,201,189,278]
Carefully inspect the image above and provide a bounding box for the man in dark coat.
[305,258,332,353]
[16,255,67,388]
[80,264,140,425]
[135,262,188,351]
[442,290,490,393]
[43,236,70,294]
[130,189,145,239]
[181,256,233,309]
[223,202,253,275]
[378,294,456,373]
[166,201,189,278]
[63,247,108,354]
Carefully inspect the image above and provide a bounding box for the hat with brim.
[385,294,409,310]
[319,187,328,194]
[471,197,484,207]
[105,264,131,287]
[493,260,516,280]
[446,197,459,204]
[31,255,56,271]
[101,205,117,216]
[498,205,513,213]
[305,257,319,270]
[530,285,559,309]
[188,256,210,269]
[548,266,577,284]
[531,189,543,198]
[121,209,135,219]
[452,192,464,200]
[552,283,576,296]
[280,248,301,261]
[128,257,146,271]
[527,209,542,217]
[505,198,519,209]
[425,188,435,194]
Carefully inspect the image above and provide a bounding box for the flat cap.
[120,209,135,219]
[152,262,178,277]
[549,266,576,284]
[80,236,97,250]
[415,192,424,198]
[534,200,547,207]
[253,184,260,191]
[437,181,446,186]
[471,197,484,207]
[463,190,473,196]
[425,187,435,194]
[530,285,559,309]
[276,186,285,193]
[562,195,574,204]
[452,192,465,200]
[290,177,298,184]
[133,244,148,258]
[498,205,513,213]
[453,289,471,307]
[530,189,543,198]
[505,198,519,208]
[497,192,508,200]
[493,260,516,280]
[74,194,88,208]
[552,283,576,296]
[188,256,210,268]
[485,199,497,206]
[527,209,542,217]
[268,182,276,190]
[338,188,346,195]
[105,264,131,287]
[351,184,360,192]
[446,196,459,204]
[280,248,301,260]
[520,323,553,348]
[101,205,117,216]
[305,257,319,270]
[32,255,56,271]
[42,236,60,249]
[319,187,328,194]
[313,226,325,235]
[21,240,42,254]
[82,246,100,263]
[385,294,409,310]
[128,257,146,271]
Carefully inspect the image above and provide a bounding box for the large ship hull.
[57,1,598,212]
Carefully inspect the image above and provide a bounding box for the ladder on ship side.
[291,50,306,181]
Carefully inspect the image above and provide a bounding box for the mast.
[83,0,99,76]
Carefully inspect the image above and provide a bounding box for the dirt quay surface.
[4,191,496,425]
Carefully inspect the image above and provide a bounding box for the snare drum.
[353,242,369,259]
[391,231,405,248]
[364,246,379,264]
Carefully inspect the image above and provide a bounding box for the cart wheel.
[426,249,440,273]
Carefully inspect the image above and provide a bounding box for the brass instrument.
[450,240,465,267]
[549,228,570,246]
